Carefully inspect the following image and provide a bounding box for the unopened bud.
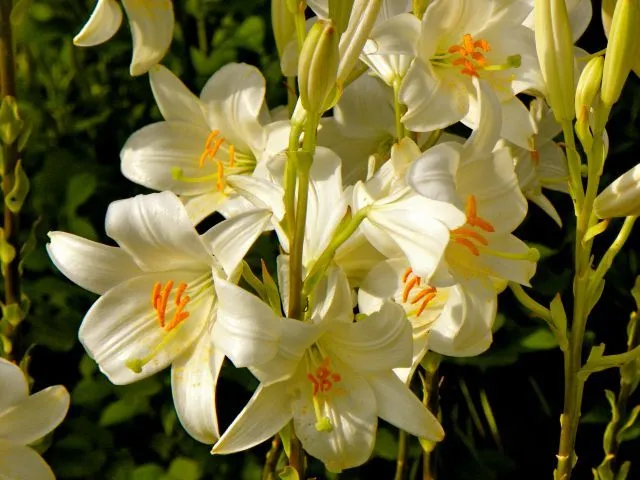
[594,163,640,218]
[575,56,604,121]
[298,20,339,113]
[535,0,576,122]
[601,0,640,108]
[413,0,430,19]
[337,0,383,85]
[286,0,304,15]
[329,0,355,34]
[272,0,296,58]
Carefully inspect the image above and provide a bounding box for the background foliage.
[9,0,640,478]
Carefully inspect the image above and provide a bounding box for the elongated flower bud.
[535,0,576,121]
[272,0,296,58]
[575,56,604,121]
[298,20,340,113]
[337,0,382,85]
[594,163,640,218]
[329,0,355,34]
[601,0,640,108]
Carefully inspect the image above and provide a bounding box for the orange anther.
[402,267,413,283]
[228,144,236,168]
[215,160,225,192]
[454,237,480,256]
[416,293,437,316]
[448,34,492,78]
[205,130,221,150]
[531,149,540,165]
[474,39,491,52]
[410,287,437,305]
[453,227,489,245]
[402,276,420,302]
[462,34,474,54]
[151,281,191,331]
[467,216,495,233]
[307,357,341,396]
[465,195,478,219]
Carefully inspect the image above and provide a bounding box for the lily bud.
[285,0,303,15]
[329,0,355,34]
[298,20,340,113]
[337,0,382,85]
[603,0,640,78]
[535,0,576,122]
[594,163,640,218]
[272,0,296,58]
[575,56,604,122]
[601,0,640,108]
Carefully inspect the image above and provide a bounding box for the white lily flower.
[306,0,411,23]
[74,0,174,76]
[500,98,570,226]
[594,163,640,218]
[121,64,271,224]
[0,359,70,480]
[212,266,443,472]
[408,80,537,290]
[398,0,542,133]
[47,192,272,443]
[359,258,496,380]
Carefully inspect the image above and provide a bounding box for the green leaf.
[278,466,300,480]
[233,16,266,53]
[5,159,30,214]
[0,96,23,146]
[166,457,201,480]
[99,396,149,427]
[519,328,559,351]
[131,464,165,480]
[71,377,113,407]
[10,0,31,26]
[65,173,97,216]
[373,428,398,460]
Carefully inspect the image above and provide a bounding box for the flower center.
[401,268,438,317]
[151,280,191,331]
[306,353,343,432]
[447,34,491,78]
[451,195,495,256]
[171,129,256,193]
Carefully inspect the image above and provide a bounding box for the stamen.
[410,287,437,305]
[151,280,191,332]
[307,356,342,432]
[454,237,480,256]
[402,276,420,302]
[446,34,493,78]
[215,161,225,192]
[416,293,437,316]
[402,267,413,283]
[228,144,235,167]
[453,227,489,245]
[467,216,495,233]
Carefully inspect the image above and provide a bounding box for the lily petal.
[202,209,272,278]
[212,279,282,368]
[0,359,28,412]
[79,270,212,384]
[105,192,212,272]
[73,0,123,47]
[369,371,444,441]
[149,65,207,125]
[0,440,55,480]
[212,382,292,454]
[47,232,143,295]
[171,330,224,444]
[408,142,462,207]
[121,0,175,76]
[0,386,69,445]
[200,63,267,156]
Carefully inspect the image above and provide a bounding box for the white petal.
[569,0,593,40]
[212,382,292,454]
[328,302,412,371]
[482,234,537,286]
[171,331,223,444]
[73,0,123,47]
[500,98,537,151]
[46,232,143,295]
[401,60,470,132]
[226,175,285,221]
[0,358,28,412]
[457,148,528,234]
[537,142,569,194]
[462,79,503,158]
[122,0,175,76]
[182,192,228,226]
[212,279,281,368]
[200,63,267,156]
[202,209,272,278]
[121,121,214,196]
[428,279,496,357]
[310,266,354,324]
[79,271,212,384]
[0,440,55,480]
[292,362,377,473]
[528,191,563,227]
[369,372,444,441]
[407,142,462,206]
[0,386,69,445]
[105,192,212,272]
[149,65,207,125]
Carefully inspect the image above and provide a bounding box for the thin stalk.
[393,76,407,141]
[262,435,282,480]
[561,120,584,217]
[592,216,637,287]
[0,0,21,359]
[394,430,408,480]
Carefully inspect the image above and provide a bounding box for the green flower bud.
[601,0,640,108]
[329,0,355,35]
[298,20,340,114]
[272,0,296,58]
[535,0,576,122]
[575,56,604,122]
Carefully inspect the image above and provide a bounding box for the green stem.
[509,283,553,323]
[262,435,282,480]
[561,120,584,218]
[591,216,637,290]
[286,76,297,118]
[0,0,21,361]
[394,429,408,480]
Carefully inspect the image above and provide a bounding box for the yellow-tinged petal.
[73,0,123,47]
